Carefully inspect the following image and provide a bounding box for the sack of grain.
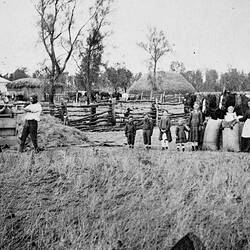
[202,119,222,151]
[222,123,240,152]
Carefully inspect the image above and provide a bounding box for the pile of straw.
[16,114,88,149]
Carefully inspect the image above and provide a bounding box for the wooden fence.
[9,99,187,132]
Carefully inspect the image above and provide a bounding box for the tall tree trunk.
[86,81,92,105]
[153,60,157,90]
[49,79,55,104]
[86,47,92,105]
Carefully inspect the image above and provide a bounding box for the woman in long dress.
[188,102,203,151]
[238,100,250,152]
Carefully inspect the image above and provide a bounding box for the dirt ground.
[85,126,191,150]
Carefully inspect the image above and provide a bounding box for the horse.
[99,91,110,100]
[183,93,197,113]
[121,93,129,101]
[112,91,122,100]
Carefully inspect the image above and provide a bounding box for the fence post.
[90,105,97,126]
[156,98,159,127]
[76,92,78,103]
[108,98,116,126]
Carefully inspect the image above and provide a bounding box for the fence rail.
[9,99,187,132]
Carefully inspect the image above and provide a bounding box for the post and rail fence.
[1,96,187,134]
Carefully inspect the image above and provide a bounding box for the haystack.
[7,78,64,101]
[128,71,196,95]
[7,78,44,100]
[17,114,88,149]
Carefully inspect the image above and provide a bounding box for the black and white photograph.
[0,0,250,249]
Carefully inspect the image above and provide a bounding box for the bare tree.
[74,0,112,104]
[35,0,105,103]
[138,27,172,89]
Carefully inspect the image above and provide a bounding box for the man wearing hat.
[19,94,42,153]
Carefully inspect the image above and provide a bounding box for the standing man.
[142,113,154,149]
[125,115,137,148]
[19,94,42,153]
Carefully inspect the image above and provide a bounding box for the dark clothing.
[124,109,131,124]
[0,104,12,115]
[125,121,136,145]
[143,130,152,145]
[159,117,172,142]
[142,118,154,132]
[60,103,68,122]
[125,121,136,136]
[241,137,250,152]
[124,110,131,118]
[188,110,203,142]
[205,108,223,120]
[142,118,153,145]
[20,120,38,150]
[176,125,189,144]
[150,106,157,126]
[239,109,250,122]
[239,109,250,151]
[127,133,135,146]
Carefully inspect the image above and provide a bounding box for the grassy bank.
[0,148,250,249]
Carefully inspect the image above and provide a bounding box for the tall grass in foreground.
[0,148,250,249]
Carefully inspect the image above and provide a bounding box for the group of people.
[124,100,250,152]
[124,110,190,151]
[3,91,249,153]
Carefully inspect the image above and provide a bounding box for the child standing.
[176,118,189,151]
[222,106,238,129]
[159,111,172,150]
[125,115,136,148]
[221,106,241,152]
[142,113,154,149]
[188,102,203,151]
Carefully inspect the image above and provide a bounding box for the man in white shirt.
[19,94,42,153]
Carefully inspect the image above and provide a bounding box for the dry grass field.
[0,142,250,249]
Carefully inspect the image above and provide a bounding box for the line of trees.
[181,67,250,92]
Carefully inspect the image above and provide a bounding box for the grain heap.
[16,114,88,149]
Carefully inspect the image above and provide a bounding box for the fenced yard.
[39,98,187,132]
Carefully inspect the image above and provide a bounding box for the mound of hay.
[17,114,88,149]
[128,71,196,95]
[7,78,43,89]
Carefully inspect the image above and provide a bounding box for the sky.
[1,0,250,76]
